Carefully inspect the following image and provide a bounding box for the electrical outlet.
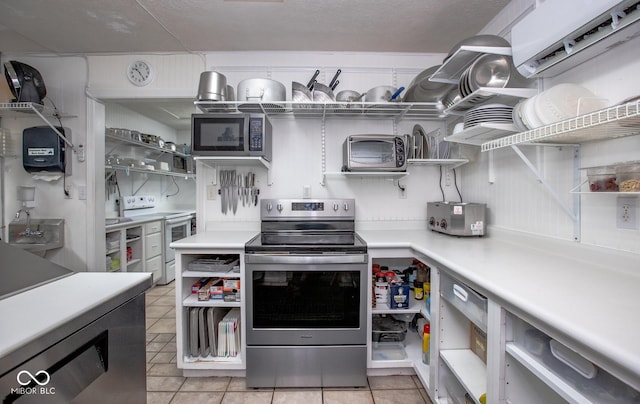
[445,168,452,186]
[616,197,638,230]
[207,185,217,200]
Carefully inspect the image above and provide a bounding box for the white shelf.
[195,100,445,120]
[440,349,487,404]
[183,270,241,278]
[481,100,640,152]
[0,102,74,118]
[194,156,271,170]
[127,258,142,266]
[444,87,537,115]
[408,159,469,169]
[445,123,518,146]
[506,343,590,404]
[106,164,195,178]
[183,294,241,307]
[326,171,408,179]
[373,292,424,315]
[182,353,244,370]
[429,45,513,84]
[106,133,191,158]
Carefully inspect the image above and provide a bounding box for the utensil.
[389,87,405,101]
[307,70,320,89]
[328,69,341,89]
[292,81,313,102]
[312,83,335,102]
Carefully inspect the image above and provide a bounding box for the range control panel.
[122,195,156,210]
[261,198,355,219]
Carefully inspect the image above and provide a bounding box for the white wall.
[195,52,462,231]
[461,9,640,253]
[0,55,90,269]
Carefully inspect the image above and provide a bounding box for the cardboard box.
[223,278,240,292]
[198,278,218,301]
[470,323,487,363]
[209,279,224,299]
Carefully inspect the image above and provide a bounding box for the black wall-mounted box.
[22,126,70,174]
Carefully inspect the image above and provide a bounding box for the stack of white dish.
[464,104,514,129]
[512,83,605,131]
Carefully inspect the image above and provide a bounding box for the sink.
[8,219,65,252]
[105,217,133,225]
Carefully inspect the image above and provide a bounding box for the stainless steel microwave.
[191,113,272,161]
[342,134,407,171]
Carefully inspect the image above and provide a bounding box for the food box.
[209,280,224,299]
[587,166,618,192]
[389,283,410,309]
[372,315,408,343]
[470,322,487,363]
[616,162,640,192]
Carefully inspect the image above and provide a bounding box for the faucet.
[15,208,44,238]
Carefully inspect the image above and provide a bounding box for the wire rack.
[481,100,640,152]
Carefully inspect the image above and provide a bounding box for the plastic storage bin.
[440,272,488,332]
[372,315,408,343]
[616,162,640,192]
[586,166,618,192]
[508,313,640,403]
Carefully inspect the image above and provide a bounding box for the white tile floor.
[145,283,433,404]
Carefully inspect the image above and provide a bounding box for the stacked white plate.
[463,104,513,129]
[513,83,604,130]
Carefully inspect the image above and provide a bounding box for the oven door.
[245,253,368,346]
[164,218,191,263]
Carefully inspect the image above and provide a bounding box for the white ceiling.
[0,0,510,54]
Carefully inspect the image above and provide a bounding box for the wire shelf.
[481,100,640,152]
[194,101,445,120]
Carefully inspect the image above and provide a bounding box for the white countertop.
[0,272,151,359]
[171,230,257,249]
[173,226,640,389]
[359,228,640,390]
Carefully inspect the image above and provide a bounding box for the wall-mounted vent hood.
[512,0,640,78]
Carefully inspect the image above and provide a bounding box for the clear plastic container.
[586,166,617,192]
[616,163,640,192]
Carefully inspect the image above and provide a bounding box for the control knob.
[333,203,339,212]
[266,203,273,212]
[440,219,447,230]
[277,203,283,213]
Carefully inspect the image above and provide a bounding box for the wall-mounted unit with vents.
[512,0,640,78]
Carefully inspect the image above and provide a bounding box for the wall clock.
[127,60,154,87]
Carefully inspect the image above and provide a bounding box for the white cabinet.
[175,250,243,374]
[504,312,640,403]
[437,270,489,404]
[368,254,433,391]
[144,220,163,283]
[105,224,143,273]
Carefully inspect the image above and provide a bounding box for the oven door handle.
[245,254,367,265]
[166,217,191,225]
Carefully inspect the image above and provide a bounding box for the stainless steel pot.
[364,86,403,103]
[237,78,286,112]
[336,90,363,102]
[237,78,286,102]
[197,71,227,101]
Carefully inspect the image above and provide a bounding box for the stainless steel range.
[244,198,368,388]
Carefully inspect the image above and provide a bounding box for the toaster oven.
[342,134,407,172]
[427,202,486,237]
